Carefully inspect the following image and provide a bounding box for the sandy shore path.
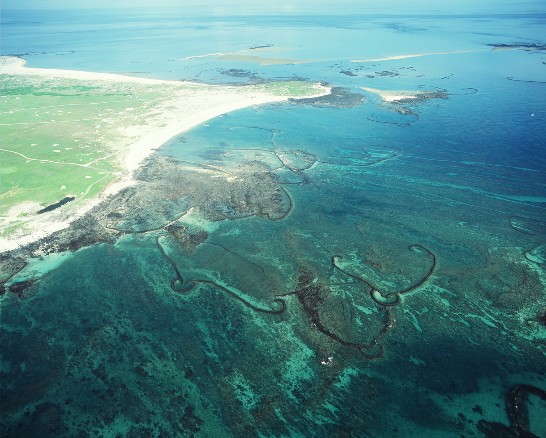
[0,57,329,251]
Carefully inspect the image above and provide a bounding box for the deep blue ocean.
[1,6,545,437]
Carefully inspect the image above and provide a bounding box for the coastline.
[0,56,330,252]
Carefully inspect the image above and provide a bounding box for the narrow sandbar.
[216,54,310,65]
[351,49,480,63]
[361,86,447,103]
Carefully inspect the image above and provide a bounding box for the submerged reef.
[219,68,263,82]
[488,42,546,51]
[1,109,545,437]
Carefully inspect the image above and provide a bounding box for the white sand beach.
[361,87,420,102]
[0,57,329,251]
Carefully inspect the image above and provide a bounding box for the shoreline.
[0,56,330,252]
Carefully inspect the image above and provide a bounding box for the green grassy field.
[0,75,167,227]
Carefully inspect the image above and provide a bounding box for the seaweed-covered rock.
[165,224,208,254]
[9,279,35,298]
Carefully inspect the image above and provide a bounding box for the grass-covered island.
[0,56,328,250]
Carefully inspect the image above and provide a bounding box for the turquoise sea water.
[1,6,546,437]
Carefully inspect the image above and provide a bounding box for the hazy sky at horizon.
[2,0,545,13]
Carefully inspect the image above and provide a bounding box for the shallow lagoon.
[1,5,545,437]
